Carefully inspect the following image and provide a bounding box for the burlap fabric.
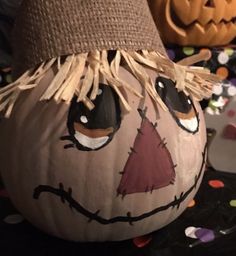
[13,0,166,76]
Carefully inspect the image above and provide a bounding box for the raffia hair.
[0,50,220,118]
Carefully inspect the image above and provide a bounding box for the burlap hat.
[0,0,219,118]
[13,0,167,76]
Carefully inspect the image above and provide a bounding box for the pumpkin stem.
[177,49,211,66]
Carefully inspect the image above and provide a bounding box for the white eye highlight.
[158,81,164,88]
[187,99,191,105]
[97,89,103,95]
[80,116,88,124]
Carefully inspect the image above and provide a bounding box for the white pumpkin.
[0,64,207,241]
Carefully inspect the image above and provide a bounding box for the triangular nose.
[117,115,176,197]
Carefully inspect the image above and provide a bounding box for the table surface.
[1,168,236,256]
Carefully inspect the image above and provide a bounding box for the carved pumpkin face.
[0,65,207,241]
[149,0,236,46]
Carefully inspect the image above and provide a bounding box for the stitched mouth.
[33,145,207,225]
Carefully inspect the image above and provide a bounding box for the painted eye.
[155,76,199,134]
[64,84,122,151]
[80,116,88,124]
[155,77,192,113]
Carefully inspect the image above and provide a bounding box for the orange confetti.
[208,180,225,188]
[188,199,196,208]
[216,67,229,79]
[133,234,152,248]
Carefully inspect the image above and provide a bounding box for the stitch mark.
[127,212,133,226]
[130,147,137,154]
[158,138,166,147]
[138,107,148,119]
[88,210,100,223]
[152,122,158,129]
[137,128,143,135]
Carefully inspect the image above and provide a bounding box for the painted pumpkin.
[0,0,219,242]
[148,0,236,46]
[0,63,208,241]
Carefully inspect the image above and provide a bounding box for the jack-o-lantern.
[148,0,236,46]
[0,0,219,241]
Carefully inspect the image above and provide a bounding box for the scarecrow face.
[0,67,206,241]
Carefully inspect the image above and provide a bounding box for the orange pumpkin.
[149,0,236,46]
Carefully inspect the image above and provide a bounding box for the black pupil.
[69,84,121,130]
[155,77,192,114]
